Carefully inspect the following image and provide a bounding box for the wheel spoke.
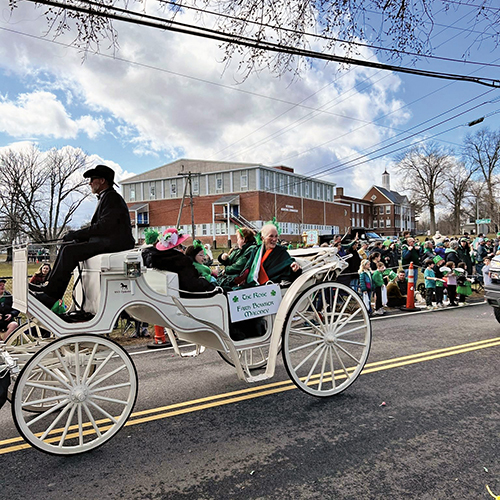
[40,403,73,441]
[334,342,361,365]
[86,350,114,386]
[304,345,327,385]
[296,311,324,335]
[289,327,323,339]
[289,339,324,354]
[77,404,84,446]
[25,399,70,427]
[294,342,324,372]
[88,364,127,390]
[329,287,339,325]
[306,295,325,327]
[54,348,76,386]
[329,346,336,389]
[90,382,131,393]
[22,394,69,408]
[58,404,77,447]
[25,381,69,393]
[75,342,81,385]
[82,343,99,383]
[332,345,351,379]
[89,394,129,405]
[35,363,73,390]
[82,402,102,438]
[317,347,328,391]
[87,400,119,424]
[335,323,367,338]
[337,338,367,347]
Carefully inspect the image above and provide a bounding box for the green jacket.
[218,242,256,278]
[372,270,385,287]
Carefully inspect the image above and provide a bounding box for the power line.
[23,0,500,88]
[155,0,500,69]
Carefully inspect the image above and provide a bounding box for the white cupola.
[382,169,390,191]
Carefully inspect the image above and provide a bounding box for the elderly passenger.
[244,223,301,286]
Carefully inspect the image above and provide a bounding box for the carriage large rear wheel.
[282,281,371,397]
[12,334,138,455]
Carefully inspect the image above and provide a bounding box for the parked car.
[485,254,500,323]
[341,227,382,245]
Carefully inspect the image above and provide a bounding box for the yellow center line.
[1,337,499,455]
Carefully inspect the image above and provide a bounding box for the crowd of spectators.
[335,229,498,315]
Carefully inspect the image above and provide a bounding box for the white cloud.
[0,3,410,183]
[0,91,106,139]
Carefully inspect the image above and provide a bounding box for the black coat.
[67,187,135,250]
[142,247,216,296]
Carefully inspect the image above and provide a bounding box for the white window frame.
[386,205,391,214]
[170,181,176,197]
[241,171,248,189]
[130,185,136,201]
[216,174,223,191]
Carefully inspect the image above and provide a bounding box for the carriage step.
[246,373,271,383]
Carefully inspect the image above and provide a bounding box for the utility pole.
[177,170,196,239]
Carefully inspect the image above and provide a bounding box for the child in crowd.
[433,256,446,308]
[424,258,437,310]
[372,261,386,315]
[444,261,458,307]
[483,257,492,286]
[372,262,395,316]
[456,261,473,306]
[359,259,373,315]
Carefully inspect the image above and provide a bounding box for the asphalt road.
[1,303,499,499]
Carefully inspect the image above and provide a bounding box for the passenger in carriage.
[217,226,256,284]
[185,241,218,283]
[242,220,302,287]
[141,228,216,297]
[30,165,135,309]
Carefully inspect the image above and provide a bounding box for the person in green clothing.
[372,261,387,315]
[423,258,439,310]
[217,227,257,285]
[185,242,218,283]
[433,255,446,308]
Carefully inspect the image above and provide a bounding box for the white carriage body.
[4,244,372,456]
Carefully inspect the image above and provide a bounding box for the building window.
[137,213,149,224]
[386,218,391,227]
[202,224,207,236]
[305,183,310,198]
[130,185,136,202]
[170,181,176,197]
[326,186,331,201]
[279,175,285,194]
[216,174,223,191]
[150,183,156,200]
[386,205,391,214]
[361,205,364,214]
[192,177,199,194]
[373,220,378,228]
[264,172,270,190]
[361,218,364,227]
[241,171,248,188]
[352,218,356,226]
[293,182,298,196]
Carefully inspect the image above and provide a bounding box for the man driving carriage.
[30,165,135,309]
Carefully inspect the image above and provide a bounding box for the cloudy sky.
[1,1,499,225]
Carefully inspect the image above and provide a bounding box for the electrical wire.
[22,0,500,88]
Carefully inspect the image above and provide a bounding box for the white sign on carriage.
[228,285,282,322]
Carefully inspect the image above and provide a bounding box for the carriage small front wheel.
[282,281,371,397]
[11,334,138,455]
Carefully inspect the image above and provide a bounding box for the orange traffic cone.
[147,325,170,349]
[401,262,420,311]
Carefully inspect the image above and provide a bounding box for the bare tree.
[463,128,500,232]
[10,0,500,79]
[442,159,477,235]
[0,145,91,258]
[394,143,453,235]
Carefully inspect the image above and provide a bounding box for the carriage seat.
[79,250,180,299]
[143,269,179,297]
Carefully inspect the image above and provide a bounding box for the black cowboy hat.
[83,164,117,185]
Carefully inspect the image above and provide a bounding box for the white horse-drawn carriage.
[0,244,371,455]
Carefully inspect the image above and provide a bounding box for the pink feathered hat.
[156,227,190,251]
